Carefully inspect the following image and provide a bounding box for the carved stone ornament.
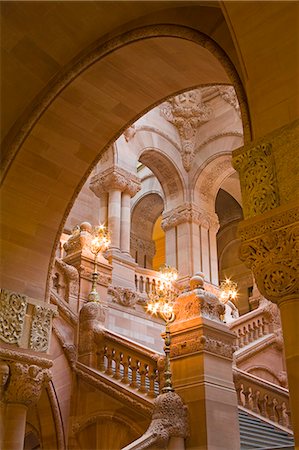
[161,203,219,232]
[53,258,79,298]
[3,361,51,406]
[239,208,299,304]
[29,305,57,352]
[63,221,92,256]
[0,288,27,345]
[160,89,213,171]
[131,391,189,449]
[218,85,241,116]
[89,166,141,197]
[78,301,106,354]
[108,286,140,308]
[232,142,279,218]
[130,234,156,258]
[123,124,136,142]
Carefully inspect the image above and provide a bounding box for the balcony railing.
[229,307,272,349]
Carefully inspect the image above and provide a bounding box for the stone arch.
[139,149,185,211]
[0,24,250,300]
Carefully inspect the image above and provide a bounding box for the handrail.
[229,307,272,349]
[233,367,291,430]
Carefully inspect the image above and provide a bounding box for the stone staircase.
[239,408,294,450]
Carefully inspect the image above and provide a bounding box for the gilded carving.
[108,286,140,308]
[160,89,213,171]
[0,288,27,345]
[4,362,51,406]
[90,166,141,197]
[233,142,279,218]
[30,305,56,352]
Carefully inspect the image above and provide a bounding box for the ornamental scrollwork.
[108,286,140,308]
[0,288,27,345]
[30,305,57,352]
[233,142,279,218]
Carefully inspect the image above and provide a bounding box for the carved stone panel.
[0,288,27,345]
[30,305,56,352]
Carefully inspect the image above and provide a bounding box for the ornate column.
[162,203,219,285]
[0,353,52,450]
[169,273,240,449]
[232,120,299,446]
[90,167,141,289]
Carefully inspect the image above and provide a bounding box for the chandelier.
[219,278,238,305]
[88,225,111,302]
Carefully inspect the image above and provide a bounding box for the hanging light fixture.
[219,278,238,305]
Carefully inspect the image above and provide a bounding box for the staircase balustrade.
[229,308,272,349]
[233,368,291,430]
[94,329,164,397]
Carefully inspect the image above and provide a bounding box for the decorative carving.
[0,288,27,345]
[4,362,51,406]
[199,156,234,203]
[0,347,53,369]
[161,203,219,232]
[78,302,106,354]
[90,166,141,197]
[63,222,92,256]
[160,89,213,171]
[79,265,111,286]
[233,142,279,218]
[131,391,189,448]
[218,85,241,116]
[108,286,140,308]
[0,362,10,401]
[54,258,79,299]
[130,234,156,258]
[30,305,56,352]
[239,218,299,304]
[123,125,136,142]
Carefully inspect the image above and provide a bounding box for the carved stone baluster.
[138,363,147,393]
[113,352,122,380]
[147,368,157,398]
[257,319,263,338]
[261,394,269,419]
[130,359,138,389]
[105,348,113,376]
[281,402,290,428]
[97,349,105,372]
[243,327,248,346]
[269,398,279,423]
[252,390,261,414]
[243,386,251,409]
[121,356,130,384]
[248,324,253,343]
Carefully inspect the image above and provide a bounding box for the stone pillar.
[0,358,51,450]
[120,191,131,254]
[89,167,141,289]
[232,121,299,446]
[236,204,299,445]
[98,192,108,225]
[108,189,122,250]
[169,273,240,450]
[162,204,219,285]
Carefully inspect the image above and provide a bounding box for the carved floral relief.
[0,288,27,345]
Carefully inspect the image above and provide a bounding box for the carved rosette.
[3,362,51,406]
[160,89,213,171]
[29,305,56,352]
[238,206,299,304]
[0,288,27,345]
[108,286,140,308]
[89,166,141,197]
[161,203,219,232]
[233,142,279,218]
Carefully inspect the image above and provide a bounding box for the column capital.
[238,203,299,305]
[1,360,51,406]
[161,203,219,231]
[90,166,141,197]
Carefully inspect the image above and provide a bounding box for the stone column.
[162,204,219,285]
[108,188,122,250]
[232,121,299,446]
[98,192,108,225]
[0,359,51,450]
[169,273,240,449]
[236,204,299,445]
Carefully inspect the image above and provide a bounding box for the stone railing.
[134,267,179,298]
[233,368,291,430]
[82,327,165,397]
[0,288,57,353]
[229,307,272,349]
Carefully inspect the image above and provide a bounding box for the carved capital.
[90,167,141,197]
[3,361,51,406]
[0,288,27,345]
[161,203,219,231]
[238,205,299,304]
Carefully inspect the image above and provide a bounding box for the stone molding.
[238,205,299,304]
[1,360,51,406]
[108,286,140,308]
[90,166,141,197]
[0,288,27,345]
[160,88,213,171]
[46,383,66,450]
[161,203,219,231]
[233,142,279,218]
